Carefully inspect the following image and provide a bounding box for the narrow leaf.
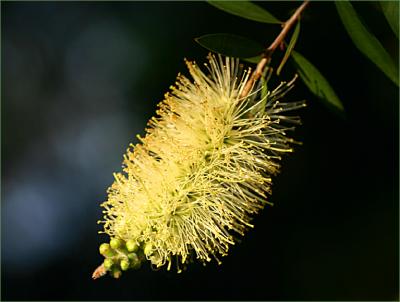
[259,67,273,115]
[380,1,399,39]
[207,1,281,24]
[250,67,273,116]
[242,55,262,64]
[335,1,399,86]
[195,33,264,59]
[277,20,301,76]
[291,50,344,112]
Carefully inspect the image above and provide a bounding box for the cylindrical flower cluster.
[97,54,305,274]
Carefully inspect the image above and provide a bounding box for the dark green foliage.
[201,1,345,114]
[207,0,281,24]
[277,20,301,76]
[335,1,399,86]
[291,50,344,113]
[380,1,399,39]
[195,33,264,59]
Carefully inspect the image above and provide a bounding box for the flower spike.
[94,54,305,277]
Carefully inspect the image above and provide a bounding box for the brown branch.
[240,0,310,98]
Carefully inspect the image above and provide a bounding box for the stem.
[240,0,310,98]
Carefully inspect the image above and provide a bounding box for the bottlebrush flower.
[96,54,305,275]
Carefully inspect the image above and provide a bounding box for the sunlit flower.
[97,54,305,273]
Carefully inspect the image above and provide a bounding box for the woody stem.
[240,0,310,98]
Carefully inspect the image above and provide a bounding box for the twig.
[240,0,310,98]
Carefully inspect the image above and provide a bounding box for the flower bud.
[128,253,138,261]
[99,243,110,255]
[100,243,116,257]
[128,253,141,269]
[103,258,114,270]
[126,239,138,252]
[110,238,123,249]
[120,259,130,271]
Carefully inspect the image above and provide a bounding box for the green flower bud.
[128,253,138,261]
[99,243,116,257]
[128,253,141,269]
[126,239,138,252]
[103,258,114,270]
[99,243,110,255]
[120,259,130,271]
[110,238,123,249]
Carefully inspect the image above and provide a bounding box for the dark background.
[2,1,398,300]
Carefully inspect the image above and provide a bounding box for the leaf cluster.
[196,1,399,115]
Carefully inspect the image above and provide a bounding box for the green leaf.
[195,33,264,59]
[291,50,344,113]
[207,1,281,24]
[277,20,301,76]
[335,1,399,86]
[250,67,272,116]
[242,55,262,64]
[380,1,399,39]
[259,68,272,115]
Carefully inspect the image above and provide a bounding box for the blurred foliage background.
[2,1,398,300]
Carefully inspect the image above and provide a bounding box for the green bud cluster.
[98,238,143,278]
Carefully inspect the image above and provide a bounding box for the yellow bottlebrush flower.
[97,54,305,274]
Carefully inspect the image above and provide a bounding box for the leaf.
[259,68,272,115]
[291,50,344,113]
[335,1,399,86]
[380,1,399,39]
[242,55,262,64]
[250,67,273,116]
[277,20,301,76]
[195,33,264,59]
[207,1,281,24]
